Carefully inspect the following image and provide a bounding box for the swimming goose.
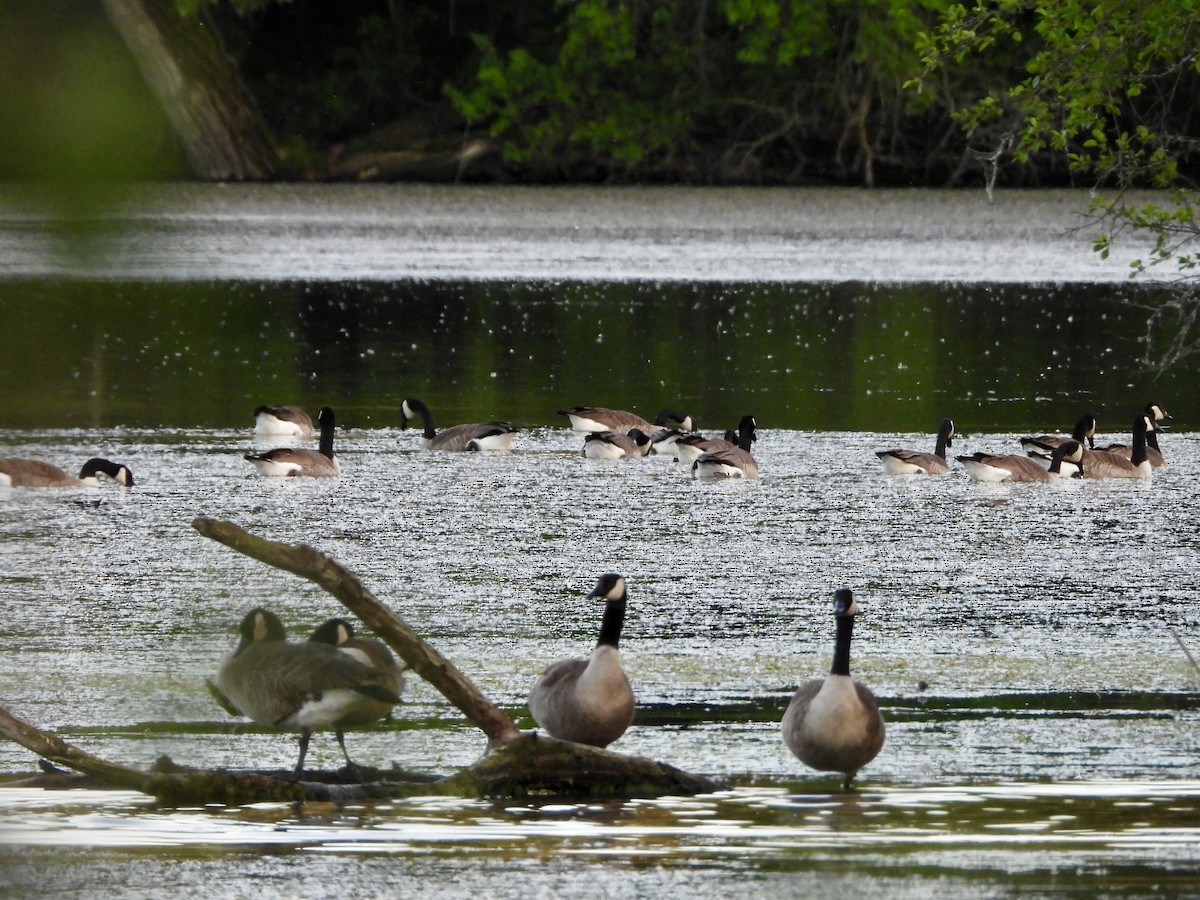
[245,406,341,477]
[676,415,756,467]
[527,573,635,748]
[214,608,404,780]
[581,428,652,460]
[958,439,1084,482]
[1096,403,1170,468]
[0,457,134,488]
[308,617,406,774]
[400,397,517,451]
[253,405,314,437]
[1079,415,1154,478]
[1019,413,1097,455]
[875,417,955,475]
[781,588,885,790]
[558,406,695,434]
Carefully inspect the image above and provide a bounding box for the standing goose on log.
[401,398,517,451]
[676,414,757,467]
[0,457,134,488]
[245,407,340,477]
[527,573,635,748]
[1019,413,1098,455]
[782,589,885,791]
[958,439,1084,482]
[253,405,314,437]
[875,417,955,475]
[558,406,695,435]
[308,617,406,777]
[1096,402,1170,468]
[214,608,404,780]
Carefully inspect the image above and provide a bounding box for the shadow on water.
[0,278,1193,431]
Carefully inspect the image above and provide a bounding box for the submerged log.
[0,519,724,803]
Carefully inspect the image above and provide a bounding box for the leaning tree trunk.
[99,0,278,180]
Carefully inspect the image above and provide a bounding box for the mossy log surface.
[0,519,725,804]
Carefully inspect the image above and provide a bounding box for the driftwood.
[0,518,723,804]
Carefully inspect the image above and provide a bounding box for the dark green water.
[0,278,1190,433]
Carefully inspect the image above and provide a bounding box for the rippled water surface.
[1,186,1198,896]
[2,424,1198,897]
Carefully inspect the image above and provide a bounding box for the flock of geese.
[0,397,1177,790]
[246,400,761,479]
[876,402,1171,482]
[213,574,884,791]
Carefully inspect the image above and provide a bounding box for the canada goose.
[214,608,403,780]
[647,428,685,458]
[676,414,756,467]
[527,573,635,748]
[1019,413,1097,454]
[1079,415,1154,478]
[558,406,695,434]
[245,406,341,477]
[1096,403,1170,468]
[253,405,314,437]
[308,617,406,775]
[0,457,134,488]
[781,589,885,790]
[958,439,1084,482]
[581,428,652,460]
[875,417,955,475]
[400,398,517,451]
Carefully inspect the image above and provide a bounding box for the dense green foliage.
[447,0,970,184]
[195,0,1199,204]
[914,0,1200,279]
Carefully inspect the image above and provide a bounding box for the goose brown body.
[215,608,402,778]
[245,407,340,477]
[781,589,885,790]
[401,398,516,451]
[558,406,695,435]
[0,457,134,488]
[876,417,954,475]
[253,405,314,437]
[527,574,635,748]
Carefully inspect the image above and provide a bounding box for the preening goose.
[0,457,134,488]
[781,589,885,790]
[400,397,517,451]
[875,417,955,475]
[1096,403,1170,468]
[676,414,756,467]
[958,439,1084,482]
[245,406,341,477]
[581,428,652,460]
[558,406,695,434]
[253,405,314,437]
[1019,413,1097,455]
[1079,415,1154,478]
[691,417,759,478]
[308,617,406,775]
[214,608,404,780]
[527,573,635,748]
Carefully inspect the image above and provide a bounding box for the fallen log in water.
[0,518,724,804]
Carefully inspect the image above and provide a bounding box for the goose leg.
[290,728,312,781]
[335,729,364,782]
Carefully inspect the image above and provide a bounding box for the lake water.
[1,185,1198,897]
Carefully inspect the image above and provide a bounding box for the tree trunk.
[99,0,279,180]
